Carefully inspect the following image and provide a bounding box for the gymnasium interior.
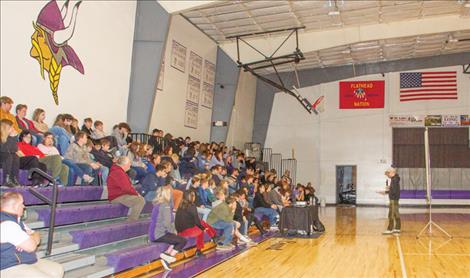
[1,1,470,277]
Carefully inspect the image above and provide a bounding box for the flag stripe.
[421,75,456,79]
[420,85,457,87]
[400,88,457,93]
[420,71,457,74]
[400,97,458,102]
[421,80,456,83]
[400,93,458,97]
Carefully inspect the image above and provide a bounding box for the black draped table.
[279,205,324,235]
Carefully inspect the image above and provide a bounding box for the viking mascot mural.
[30,0,84,105]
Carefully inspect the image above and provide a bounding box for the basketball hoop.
[312,95,325,114]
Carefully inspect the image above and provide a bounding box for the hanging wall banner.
[171,40,187,73]
[156,60,165,91]
[201,82,214,108]
[339,80,385,109]
[461,115,470,126]
[442,115,461,127]
[424,115,442,127]
[186,76,201,104]
[389,115,425,127]
[203,60,216,85]
[189,51,202,79]
[184,101,198,129]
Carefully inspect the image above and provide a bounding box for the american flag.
[399,71,457,102]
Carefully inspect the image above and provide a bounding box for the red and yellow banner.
[339,81,385,109]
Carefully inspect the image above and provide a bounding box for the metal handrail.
[27,168,58,256]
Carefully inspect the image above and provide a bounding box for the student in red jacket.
[107,156,145,221]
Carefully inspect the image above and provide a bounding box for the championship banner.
[339,81,384,109]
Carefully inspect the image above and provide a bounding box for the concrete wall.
[1,0,136,133]
[149,15,217,142]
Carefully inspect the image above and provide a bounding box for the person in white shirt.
[0,192,64,277]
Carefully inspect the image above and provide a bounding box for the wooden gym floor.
[198,206,470,278]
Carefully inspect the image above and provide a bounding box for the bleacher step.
[51,253,96,272]
[27,220,44,229]
[65,257,113,278]
[37,241,79,258]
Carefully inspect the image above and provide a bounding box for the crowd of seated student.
[1,95,323,273]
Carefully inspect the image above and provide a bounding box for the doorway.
[336,165,357,205]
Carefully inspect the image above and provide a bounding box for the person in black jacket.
[383,168,401,235]
[253,184,279,230]
[0,119,46,187]
[90,139,114,168]
[175,191,216,257]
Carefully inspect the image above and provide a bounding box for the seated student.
[267,185,285,212]
[112,122,131,155]
[31,108,49,134]
[38,132,93,186]
[0,192,64,278]
[148,177,187,271]
[64,132,102,185]
[80,118,93,138]
[148,129,163,154]
[253,184,279,230]
[207,193,253,250]
[226,168,240,194]
[107,156,145,221]
[90,139,114,169]
[175,191,216,257]
[17,130,68,186]
[191,178,211,221]
[207,179,217,203]
[209,150,225,168]
[0,119,21,187]
[48,114,72,155]
[230,192,256,245]
[85,140,109,186]
[141,164,167,202]
[295,184,306,202]
[91,121,106,140]
[70,117,79,136]
[0,120,48,187]
[15,104,43,146]
[210,165,222,186]
[127,142,147,183]
[217,179,230,197]
[237,189,266,235]
[0,96,21,134]
[160,160,184,209]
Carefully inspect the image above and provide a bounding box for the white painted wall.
[265,66,470,204]
[0,0,136,132]
[149,15,217,142]
[226,70,257,150]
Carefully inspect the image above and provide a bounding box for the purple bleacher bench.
[400,190,470,199]
[70,219,151,249]
[35,201,154,226]
[105,234,210,273]
[0,186,103,205]
[0,169,30,185]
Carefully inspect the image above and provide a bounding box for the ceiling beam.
[157,0,219,14]
[220,15,470,64]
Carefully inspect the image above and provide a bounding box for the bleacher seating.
[400,190,470,199]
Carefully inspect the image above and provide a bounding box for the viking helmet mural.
[30,0,84,105]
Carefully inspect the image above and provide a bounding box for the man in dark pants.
[383,168,401,235]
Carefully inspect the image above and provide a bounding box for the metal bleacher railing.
[27,168,58,256]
